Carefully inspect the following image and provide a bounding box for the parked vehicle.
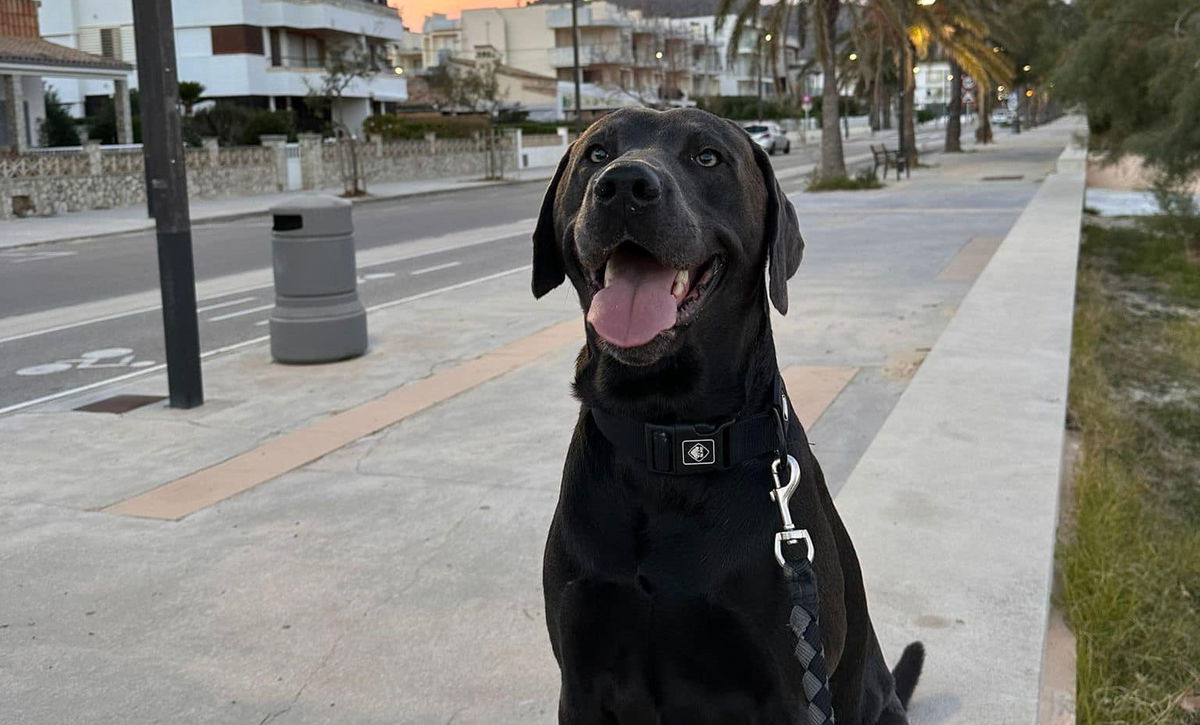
[741,121,791,155]
[990,109,1013,127]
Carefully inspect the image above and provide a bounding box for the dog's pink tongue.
[587,248,678,348]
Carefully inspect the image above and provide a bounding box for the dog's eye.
[587,145,610,164]
[695,149,721,168]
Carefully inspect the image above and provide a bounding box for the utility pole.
[571,0,583,128]
[132,0,204,408]
[756,33,764,121]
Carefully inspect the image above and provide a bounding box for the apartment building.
[416,2,800,112]
[39,0,408,134]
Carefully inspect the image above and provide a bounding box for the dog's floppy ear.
[531,144,574,298]
[752,143,804,314]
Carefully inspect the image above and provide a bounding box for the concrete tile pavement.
[0,121,1080,723]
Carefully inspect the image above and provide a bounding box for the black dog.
[532,108,922,725]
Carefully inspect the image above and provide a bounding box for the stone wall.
[0,133,527,220]
[0,140,281,220]
[310,134,518,191]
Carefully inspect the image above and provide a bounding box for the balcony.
[257,0,404,40]
[548,44,633,68]
[547,6,632,29]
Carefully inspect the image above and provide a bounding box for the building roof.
[0,35,132,72]
[448,57,556,83]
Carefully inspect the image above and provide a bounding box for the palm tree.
[853,0,1011,162]
[908,0,1012,155]
[178,81,205,117]
[716,0,848,179]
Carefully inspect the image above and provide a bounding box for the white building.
[39,0,409,135]
[416,4,799,110]
[914,60,953,112]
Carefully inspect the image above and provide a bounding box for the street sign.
[963,90,976,106]
[1006,93,1019,112]
[962,76,976,91]
[801,93,812,112]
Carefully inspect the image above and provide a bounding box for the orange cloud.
[390,0,527,28]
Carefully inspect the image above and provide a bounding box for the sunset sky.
[389,0,529,28]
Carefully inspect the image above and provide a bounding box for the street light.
[756,30,773,121]
[849,52,858,61]
[655,50,663,59]
[917,0,937,5]
[1022,64,1032,72]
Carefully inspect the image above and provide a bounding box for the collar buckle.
[644,418,734,475]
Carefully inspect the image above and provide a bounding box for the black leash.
[588,377,837,724]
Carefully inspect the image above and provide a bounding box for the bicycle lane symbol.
[16,348,157,376]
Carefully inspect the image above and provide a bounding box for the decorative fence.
[0,140,283,220]
[0,128,567,220]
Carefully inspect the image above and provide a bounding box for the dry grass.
[1064,219,1200,724]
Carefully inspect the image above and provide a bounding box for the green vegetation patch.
[805,170,884,192]
[1064,219,1200,724]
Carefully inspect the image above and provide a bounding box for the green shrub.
[39,89,80,147]
[805,169,883,192]
[363,113,489,140]
[191,102,252,145]
[241,109,295,145]
[916,108,937,124]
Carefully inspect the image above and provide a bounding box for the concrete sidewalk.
[0,166,558,250]
[0,121,1079,724]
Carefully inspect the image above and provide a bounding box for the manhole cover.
[981,175,1024,181]
[75,394,166,414]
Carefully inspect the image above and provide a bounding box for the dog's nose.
[593,163,662,209]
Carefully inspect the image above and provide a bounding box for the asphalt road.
[0,131,939,414]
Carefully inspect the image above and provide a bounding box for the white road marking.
[410,261,461,276]
[1,250,79,264]
[0,224,533,346]
[207,303,275,322]
[15,347,156,376]
[196,296,257,313]
[359,272,396,282]
[0,266,531,417]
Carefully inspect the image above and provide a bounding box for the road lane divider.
[195,296,257,314]
[207,303,274,323]
[411,261,462,276]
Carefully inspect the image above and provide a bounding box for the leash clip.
[770,454,813,567]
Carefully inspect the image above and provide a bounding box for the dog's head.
[532,107,803,366]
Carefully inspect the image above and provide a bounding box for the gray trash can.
[268,195,368,364]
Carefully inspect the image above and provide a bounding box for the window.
[211,25,265,55]
[100,27,120,59]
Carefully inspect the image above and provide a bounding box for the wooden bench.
[870,144,910,181]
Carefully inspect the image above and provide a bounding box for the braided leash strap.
[783,555,836,725]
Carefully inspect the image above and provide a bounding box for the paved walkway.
[0,122,1077,724]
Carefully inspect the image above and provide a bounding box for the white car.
[741,122,791,155]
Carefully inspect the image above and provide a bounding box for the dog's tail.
[891,641,925,709]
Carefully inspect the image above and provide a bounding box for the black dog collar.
[589,377,792,475]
